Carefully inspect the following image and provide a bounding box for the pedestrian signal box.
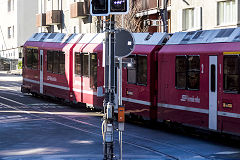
[110,0,129,14]
[118,106,125,123]
[90,0,129,16]
[90,0,109,16]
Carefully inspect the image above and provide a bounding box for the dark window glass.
[59,52,65,74]
[175,55,200,90]
[75,52,81,75]
[127,56,137,84]
[137,55,147,85]
[26,48,38,69]
[47,51,53,72]
[176,56,187,89]
[90,53,98,89]
[211,65,216,92]
[32,49,38,69]
[82,53,89,77]
[40,55,43,71]
[53,51,59,73]
[187,56,200,90]
[26,49,32,68]
[224,55,240,93]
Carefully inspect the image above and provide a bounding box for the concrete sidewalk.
[0,69,22,75]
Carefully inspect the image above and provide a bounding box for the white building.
[0,0,38,61]
[37,0,98,34]
[171,0,240,33]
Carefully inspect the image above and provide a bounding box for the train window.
[53,51,59,73]
[75,52,82,76]
[224,55,240,93]
[175,55,200,90]
[137,55,147,85]
[90,53,98,89]
[59,52,65,74]
[176,56,187,89]
[26,49,32,68]
[211,65,216,92]
[26,48,38,69]
[47,50,65,74]
[187,56,200,90]
[32,50,38,70]
[82,53,89,77]
[47,51,53,72]
[127,56,137,84]
[127,55,147,85]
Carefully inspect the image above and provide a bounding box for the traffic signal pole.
[103,15,116,160]
[90,1,130,159]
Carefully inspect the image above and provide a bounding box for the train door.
[40,50,43,94]
[209,56,217,130]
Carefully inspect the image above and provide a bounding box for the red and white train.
[21,27,240,136]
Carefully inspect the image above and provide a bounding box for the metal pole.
[164,0,169,33]
[103,15,115,160]
[118,57,123,160]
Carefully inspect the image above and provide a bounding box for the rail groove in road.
[0,93,217,160]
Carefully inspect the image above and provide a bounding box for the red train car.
[121,33,168,120]
[71,32,168,120]
[21,32,168,122]
[22,28,240,136]
[21,33,81,101]
[72,33,105,108]
[158,28,240,135]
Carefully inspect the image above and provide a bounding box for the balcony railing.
[141,0,171,11]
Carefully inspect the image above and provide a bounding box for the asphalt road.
[0,72,240,160]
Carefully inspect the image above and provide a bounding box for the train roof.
[167,27,240,45]
[26,32,168,47]
[26,33,81,44]
[76,32,168,46]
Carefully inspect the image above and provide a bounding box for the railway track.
[0,92,217,160]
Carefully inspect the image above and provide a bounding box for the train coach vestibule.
[74,52,98,90]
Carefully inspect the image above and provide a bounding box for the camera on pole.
[90,0,109,16]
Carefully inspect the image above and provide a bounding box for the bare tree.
[115,0,149,32]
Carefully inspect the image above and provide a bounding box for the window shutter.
[177,9,183,31]
[194,7,202,30]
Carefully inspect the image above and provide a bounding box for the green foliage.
[18,61,22,69]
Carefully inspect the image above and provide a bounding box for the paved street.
[0,72,240,160]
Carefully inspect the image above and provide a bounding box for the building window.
[217,0,236,25]
[127,55,147,86]
[175,55,200,90]
[8,27,11,38]
[12,0,14,11]
[224,55,240,93]
[8,0,11,12]
[183,8,194,31]
[12,26,14,38]
[47,50,65,74]
[73,26,76,33]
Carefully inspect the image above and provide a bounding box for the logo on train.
[47,76,57,82]
[180,95,200,103]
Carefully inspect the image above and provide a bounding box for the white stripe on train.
[23,78,240,119]
[158,103,240,119]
